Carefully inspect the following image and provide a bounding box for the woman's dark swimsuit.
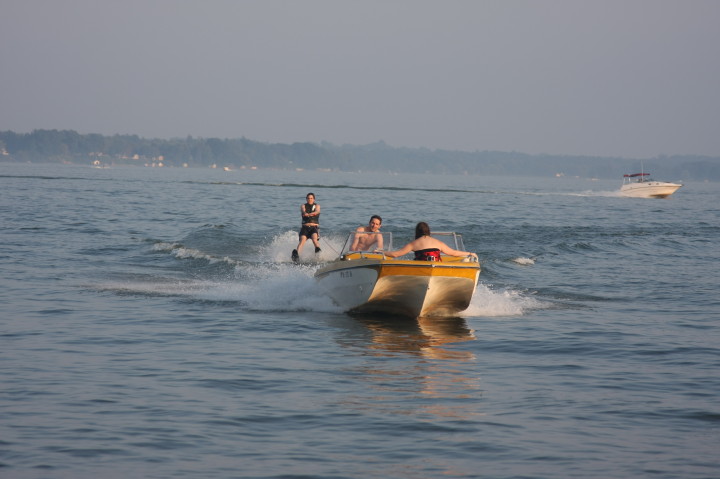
[414,248,442,261]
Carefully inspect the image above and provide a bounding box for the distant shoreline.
[2,129,718,180]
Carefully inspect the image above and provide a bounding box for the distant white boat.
[620,173,682,198]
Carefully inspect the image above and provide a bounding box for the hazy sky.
[2,0,719,158]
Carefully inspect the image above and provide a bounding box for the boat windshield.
[623,173,652,184]
[339,231,466,257]
[340,231,393,256]
[432,232,466,252]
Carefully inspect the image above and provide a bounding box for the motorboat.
[620,173,682,198]
[315,231,480,318]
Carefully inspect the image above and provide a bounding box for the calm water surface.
[1,163,718,478]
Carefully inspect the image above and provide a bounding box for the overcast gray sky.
[1,0,718,158]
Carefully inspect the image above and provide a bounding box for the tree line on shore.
[1,129,718,180]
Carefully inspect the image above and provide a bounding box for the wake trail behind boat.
[94,228,546,318]
[463,283,548,317]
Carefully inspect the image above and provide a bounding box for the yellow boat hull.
[315,254,480,318]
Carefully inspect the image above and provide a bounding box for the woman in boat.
[385,222,477,261]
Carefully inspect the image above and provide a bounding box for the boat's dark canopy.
[624,173,650,177]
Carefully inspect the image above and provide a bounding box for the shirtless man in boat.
[351,215,383,251]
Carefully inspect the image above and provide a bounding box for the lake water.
[1,163,718,478]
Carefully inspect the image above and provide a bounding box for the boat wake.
[93,230,346,312]
[562,190,624,197]
[93,229,545,318]
[153,241,239,265]
[511,256,535,265]
[258,230,346,263]
[462,283,548,317]
[95,265,342,313]
[94,273,544,318]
